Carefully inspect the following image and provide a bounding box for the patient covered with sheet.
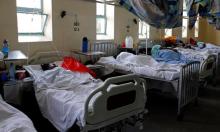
[98,52,181,81]
[151,45,190,64]
[24,58,103,132]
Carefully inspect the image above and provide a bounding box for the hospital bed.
[175,47,216,82]
[97,53,200,119]
[89,42,200,120]
[0,94,37,132]
[194,44,220,82]
[136,41,216,84]
[25,51,147,132]
[87,42,201,120]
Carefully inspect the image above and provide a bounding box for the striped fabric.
[186,0,220,29]
[119,0,182,28]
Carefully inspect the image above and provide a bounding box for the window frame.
[16,0,48,36]
[139,21,144,36]
[182,2,188,38]
[138,20,150,39]
[96,0,107,35]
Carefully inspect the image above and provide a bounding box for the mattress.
[97,52,181,81]
[24,65,103,132]
[0,95,36,132]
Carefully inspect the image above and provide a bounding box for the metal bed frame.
[136,41,217,85]
[111,61,200,119]
[213,53,220,81]
[27,51,148,132]
[89,41,119,62]
[199,54,216,80]
[91,41,200,119]
[90,41,119,57]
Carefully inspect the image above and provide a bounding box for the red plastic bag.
[189,38,197,45]
[61,57,96,78]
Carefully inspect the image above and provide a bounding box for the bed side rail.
[200,55,216,79]
[84,74,146,129]
[28,51,72,64]
[215,53,220,75]
[178,61,200,116]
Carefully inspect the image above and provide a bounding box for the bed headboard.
[91,41,119,57]
[28,51,72,64]
[200,54,216,79]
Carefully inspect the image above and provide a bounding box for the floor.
[17,83,220,132]
[128,85,220,132]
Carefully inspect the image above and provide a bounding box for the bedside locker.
[3,78,33,105]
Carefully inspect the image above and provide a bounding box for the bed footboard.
[214,53,220,81]
[178,61,200,119]
[200,55,216,80]
[83,74,147,131]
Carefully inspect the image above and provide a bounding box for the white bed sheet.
[0,95,36,132]
[175,47,212,62]
[203,43,220,53]
[24,66,103,132]
[97,52,181,81]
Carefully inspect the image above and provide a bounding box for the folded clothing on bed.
[0,95,36,132]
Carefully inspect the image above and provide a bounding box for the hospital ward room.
[1,0,220,132]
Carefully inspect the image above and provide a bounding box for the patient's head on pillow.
[41,63,57,71]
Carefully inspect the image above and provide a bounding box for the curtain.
[119,0,183,28]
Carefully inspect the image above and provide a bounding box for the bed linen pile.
[0,95,36,132]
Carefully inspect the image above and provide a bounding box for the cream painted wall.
[0,0,138,59]
[115,6,138,46]
[0,0,219,60]
[0,0,98,58]
[199,18,220,45]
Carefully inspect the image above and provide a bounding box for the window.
[139,20,150,39]
[16,0,52,42]
[96,1,107,34]
[96,0,114,40]
[164,29,172,38]
[194,17,199,38]
[182,0,188,38]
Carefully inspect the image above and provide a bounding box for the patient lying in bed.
[0,95,36,132]
[98,52,182,81]
[24,63,102,131]
[151,45,191,64]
